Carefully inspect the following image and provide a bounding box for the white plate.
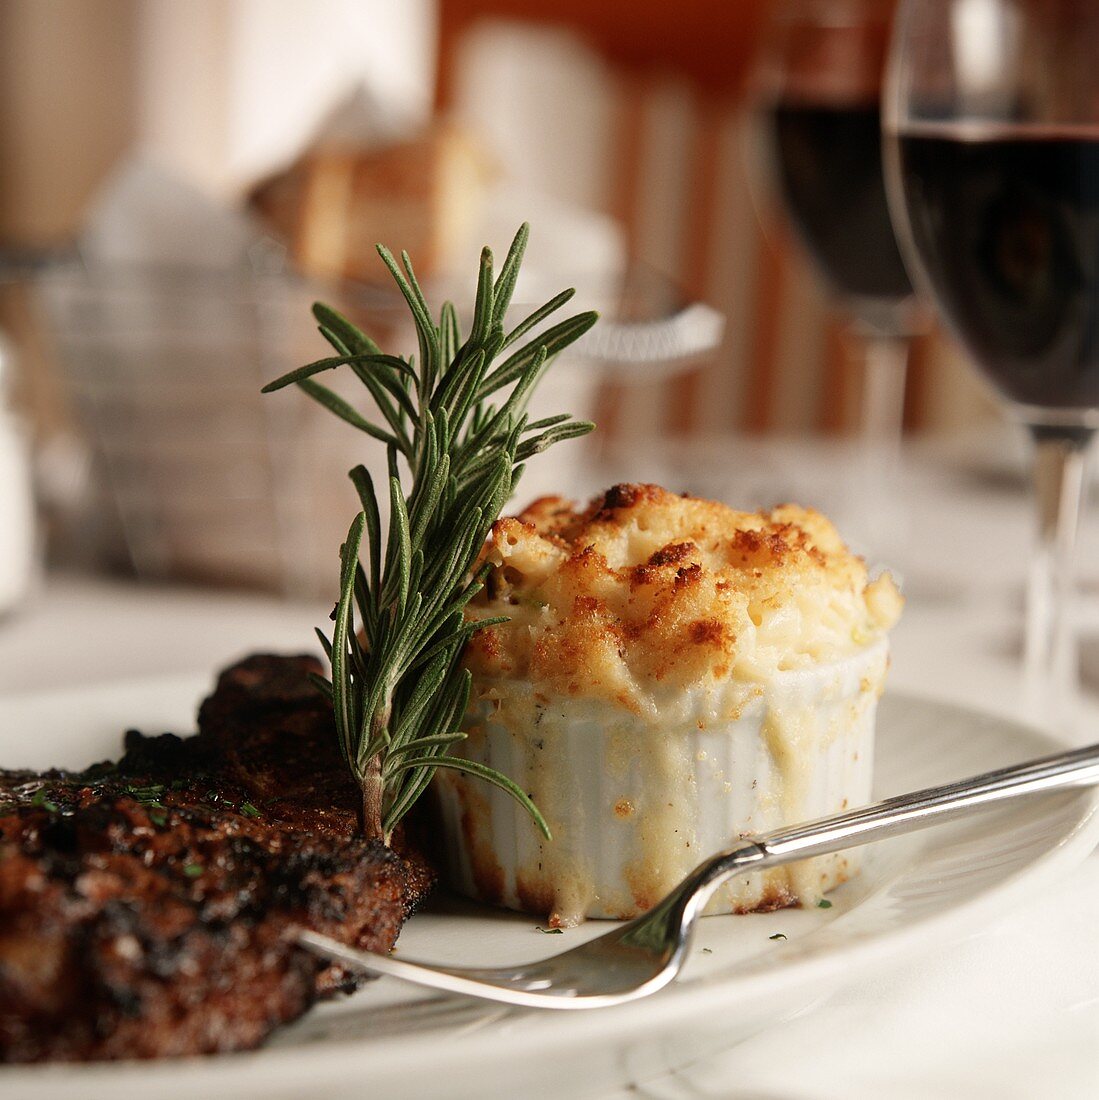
[1,678,1096,1100]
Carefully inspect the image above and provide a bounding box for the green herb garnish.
[769,933,788,941]
[125,783,166,801]
[263,224,596,843]
[183,863,204,878]
[31,788,59,813]
[817,898,833,909]
[240,801,262,819]
[125,784,168,818]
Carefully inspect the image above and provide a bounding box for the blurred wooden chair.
[434,0,938,439]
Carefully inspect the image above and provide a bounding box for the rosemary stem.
[361,757,385,842]
[361,701,391,840]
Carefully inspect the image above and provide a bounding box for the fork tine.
[294,843,766,1010]
[295,929,661,1010]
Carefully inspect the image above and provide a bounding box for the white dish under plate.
[0,676,1096,1100]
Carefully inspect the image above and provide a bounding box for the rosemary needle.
[263,224,597,844]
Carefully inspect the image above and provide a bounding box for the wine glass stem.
[1024,429,1093,735]
[855,335,909,556]
[860,334,909,446]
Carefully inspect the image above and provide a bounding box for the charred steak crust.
[0,654,435,1063]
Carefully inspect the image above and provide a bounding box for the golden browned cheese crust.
[464,484,902,709]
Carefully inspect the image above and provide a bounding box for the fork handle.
[744,739,1099,869]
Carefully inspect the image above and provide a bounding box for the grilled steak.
[0,654,435,1063]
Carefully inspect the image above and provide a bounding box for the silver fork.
[298,740,1099,1010]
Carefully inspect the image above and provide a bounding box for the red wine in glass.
[896,127,1099,413]
[771,101,915,314]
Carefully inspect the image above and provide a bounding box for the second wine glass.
[884,0,1099,733]
[758,0,923,450]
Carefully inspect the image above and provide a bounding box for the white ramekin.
[434,640,889,924]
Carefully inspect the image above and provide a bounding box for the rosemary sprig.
[263,224,596,844]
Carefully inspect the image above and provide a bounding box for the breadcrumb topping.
[463,483,902,708]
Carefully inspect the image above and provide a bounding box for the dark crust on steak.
[0,654,435,1063]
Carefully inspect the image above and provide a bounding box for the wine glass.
[884,0,1099,732]
[755,0,924,557]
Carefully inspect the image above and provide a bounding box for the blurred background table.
[1,435,1097,1098]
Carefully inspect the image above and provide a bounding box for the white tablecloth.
[1,437,1097,1097]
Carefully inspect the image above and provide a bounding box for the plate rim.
[1,680,1096,1096]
